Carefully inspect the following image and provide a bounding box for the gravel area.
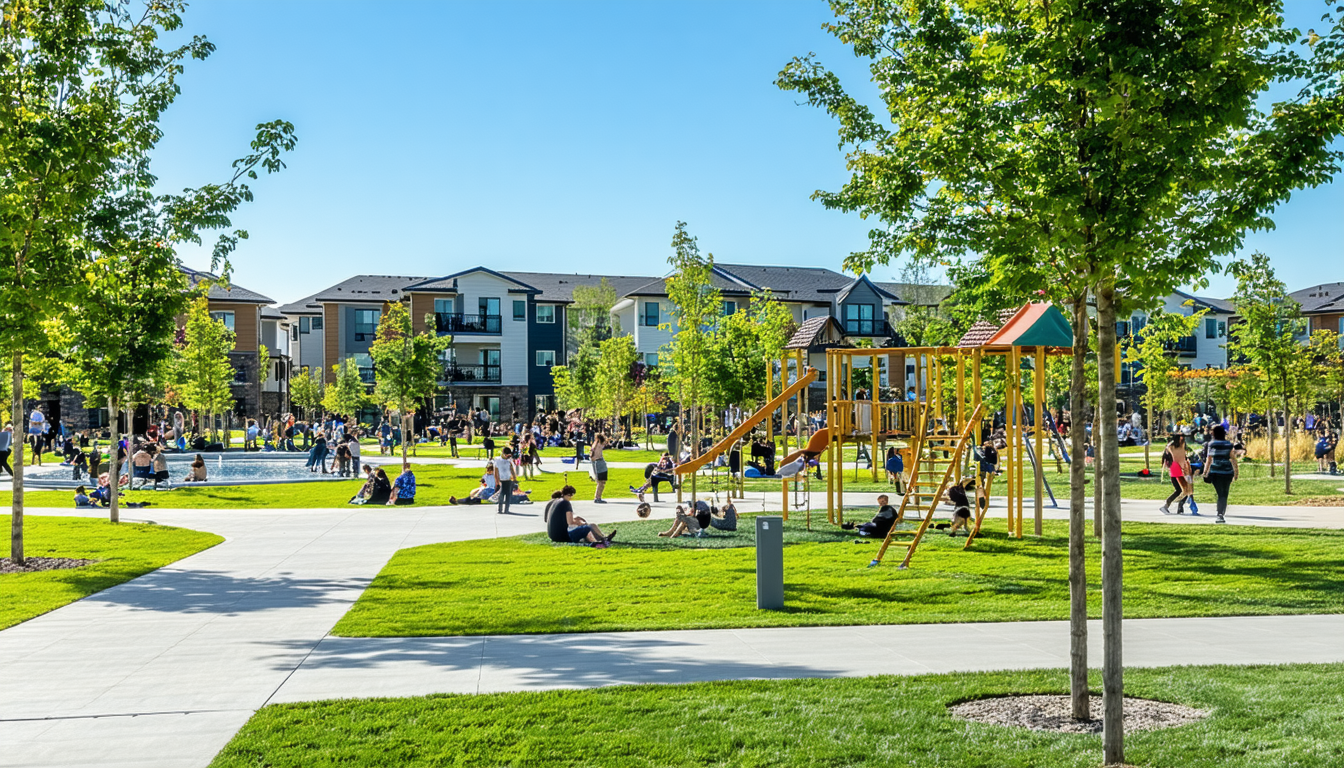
[949,694,1207,734]
[1291,496,1344,507]
[0,557,97,574]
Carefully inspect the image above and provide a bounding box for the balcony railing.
[1163,335,1198,356]
[435,313,502,335]
[441,363,501,384]
[842,318,896,338]
[358,367,375,385]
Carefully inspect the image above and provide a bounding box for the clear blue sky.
[155,0,1342,306]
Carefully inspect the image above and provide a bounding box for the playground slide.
[780,428,830,466]
[674,367,818,476]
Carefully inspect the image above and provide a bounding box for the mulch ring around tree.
[949,694,1207,734]
[0,557,98,575]
[1292,496,1344,507]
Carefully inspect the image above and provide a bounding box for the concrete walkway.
[0,496,1340,768]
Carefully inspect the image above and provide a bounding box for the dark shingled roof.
[620,263,902,304]
[500,272,656,304]
[957,320,1001,348]
[1172,289,1235,315]
[279,274,428,314]
[260,306,286,320]
[180,265,273,304]
[785,316,852,350]
[1290,282,1344,314]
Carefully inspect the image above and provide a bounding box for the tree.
[175,297,237,442]
[778,3,1344,757]
[1229,253,1308,492]
[1123,308,1206,470]
[323,358,367,423]
[369,302,451,465]
[594,335,638,438]
[1312,331,1344,423]
[891,261,957,346]
[290,367,324,419]
[662,222,722,486]
[569,278,618,345]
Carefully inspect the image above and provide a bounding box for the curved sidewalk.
[0,497,1339,768]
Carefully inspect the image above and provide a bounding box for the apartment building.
[259,306,292,415]
[180,267,275,417]
[1120,290,1235,372]
[1291,282,1344,343]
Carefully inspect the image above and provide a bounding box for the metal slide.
[674,367,819,476]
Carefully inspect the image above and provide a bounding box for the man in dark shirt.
[544,485,614,547]
[856,494,899,538]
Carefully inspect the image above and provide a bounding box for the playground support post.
[1035,345,1046,536]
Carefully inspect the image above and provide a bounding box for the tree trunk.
[401,408,410,466]
[1067,294,1090,721]
[1093,398,1102,539]
[1268,402,1276,477]
[1144,403,1153,471]
[1097,280,1124,765]
[108,396,121,525]
[11,352,25,565]
[1283,393,1292,495]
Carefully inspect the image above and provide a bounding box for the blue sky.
[156,0,1342,305]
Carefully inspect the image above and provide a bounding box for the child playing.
[74,485,93,507]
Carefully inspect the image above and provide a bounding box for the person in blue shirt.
[387,464,417,505]
[884,447,904,494]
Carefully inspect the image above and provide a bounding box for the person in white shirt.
[492,448,517,514]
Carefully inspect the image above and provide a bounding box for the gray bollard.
[756,515,784,610]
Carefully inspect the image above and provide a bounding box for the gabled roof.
[180,265,273,304]
[785,316,849,350]
[957,320,1001,348]
[1172,289,1234,315]
[405,267,541,295]
[835,274,904,305]
[1290,282,1344,314]
[619,263,907,305]
[288,274,428,309]
[496,272,656,304]
[982,303,1073,349]
[260,306,287,320]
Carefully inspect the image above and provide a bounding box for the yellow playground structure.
[668,302,1088,569]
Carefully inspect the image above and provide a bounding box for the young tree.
[662,222,722,485]
[1229,253,1307,492]
[175,297,237,442]
[569,278,618,344]
[705,290,795,408]
[323,358,368,424]
[594,335,638,439]
[368,302,451,464]
[289,367,324,420]
[1123,308,1206,470]
[778,3,1344,756]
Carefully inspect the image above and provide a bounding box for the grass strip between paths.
[332,517,1344,637]
[209,663,1344,768]
[0,515,223,630]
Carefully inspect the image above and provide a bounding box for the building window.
[513,300,526,321]
[1205,318,1218,339]
[642,302,659,327]
[354,309,379,340]
[644,352,658,368]
[312,315,323,330]
[536,304,555,324]
[1131,314,1146,335]
[434,298,455,314]
[290,325,299,341]
[536,350,555,367]
[843,303,875,335]
[299,316,310,334]
[535,395,555,414]
[479,297,500,317]
[210,311,235,333]
[722,300,736,316]
[231,362,247,384]
[274,360,286,381]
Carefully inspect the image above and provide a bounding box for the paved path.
[0,495,1340,768]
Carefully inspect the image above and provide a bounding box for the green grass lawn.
[2,464,649,509]
[332,517,1344,637]
[208,663,1344,768]
[0,515,222,630]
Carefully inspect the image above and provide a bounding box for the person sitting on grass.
[366,467,393,505]
[130,446,154,489]
[630,452,676,501]
[658,501,712,538]
[544,485,615,547]
[386,464,416,506]
[709,500,738,531]
[74,485,94,508]
[348,464,376,504]
[451,487,533,506]
[853,494,899,538]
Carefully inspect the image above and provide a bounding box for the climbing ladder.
[870,403,985,569]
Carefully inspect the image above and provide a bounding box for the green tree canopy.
[323,358,368,423]
[369,302,451,463]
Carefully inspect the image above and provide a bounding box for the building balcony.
[1163,335,1198,357]
[441,363,501,384]
[842,318,896,338]
[436,313,502,335]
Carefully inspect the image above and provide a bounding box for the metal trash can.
[756,515,784,610]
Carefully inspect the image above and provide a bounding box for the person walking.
[0,424,13,477]
[1202,424,1238,524]
[492,447,517,514]
[1159,434,1197,515]
[590,433,609,503]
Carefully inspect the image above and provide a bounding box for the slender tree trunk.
[1144,403,1153,471]
[1067,294,1090,720]
[108,396,120,525]
[1097,280,1124,766]
[1093,399,1103,539]
[1268,401,1276,477]
[401,408,410,466]
[1283,392,1292,495]
[11,353,25,565]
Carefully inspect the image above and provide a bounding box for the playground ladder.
[870,403,984,569]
